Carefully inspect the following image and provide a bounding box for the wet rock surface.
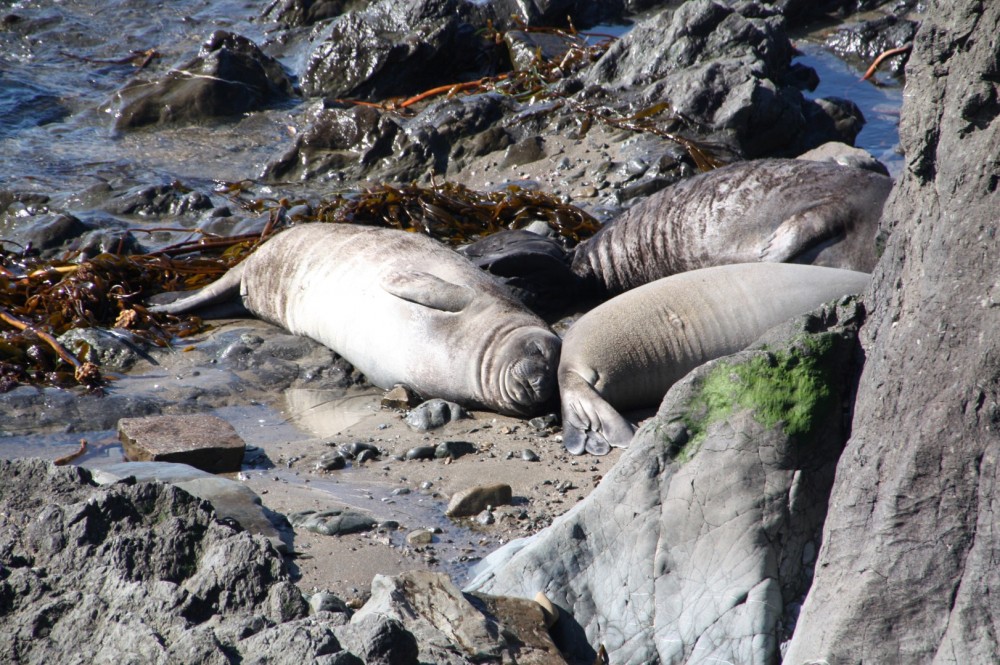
[111,30,296,130]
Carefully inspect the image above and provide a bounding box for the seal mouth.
[496,329,560,416]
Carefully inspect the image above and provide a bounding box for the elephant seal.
[558,263,870,455]
[571,159,891,297]
[152,223,561,417]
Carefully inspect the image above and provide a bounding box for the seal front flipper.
[759,200,849,263]
[148,262,247,317]
[380,271,475,312]
[559,371,636,456]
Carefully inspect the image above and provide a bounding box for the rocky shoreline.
[5,0,986,663]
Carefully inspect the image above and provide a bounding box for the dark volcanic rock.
[299,0,486,100]
[785,2,1000,661]
[0,459,310,662]
[826,14,917,76]
[583,0,861,157]
[112,31,295,130]
[468,299,866,663]
[263,0,373,27]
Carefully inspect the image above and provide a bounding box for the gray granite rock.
[467,299,865,664]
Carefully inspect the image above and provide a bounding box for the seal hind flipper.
[759,200,849,263]
[380,271,475,312]
[560,372,636,456]
[148,262,247,316]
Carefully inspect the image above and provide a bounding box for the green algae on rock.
[675,333,842,462]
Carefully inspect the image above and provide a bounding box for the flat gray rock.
[117,414,246,473]
[88,460,287,552]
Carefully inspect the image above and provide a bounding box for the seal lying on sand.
[558,263,871,455]
[571,159,891,297]
[152,224,561,417]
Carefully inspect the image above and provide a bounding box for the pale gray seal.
[558,263,871,455]
[152,223,560,417]
[572,158,891,297]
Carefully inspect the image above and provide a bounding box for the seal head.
[484,327,561,417]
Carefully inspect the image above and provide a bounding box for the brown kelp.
[0,179,597,392]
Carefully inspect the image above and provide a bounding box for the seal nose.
[509,334,560,408]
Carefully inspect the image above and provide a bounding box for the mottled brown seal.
[153,224,560,417]
[558,263,871,455]
[571,158,891,297]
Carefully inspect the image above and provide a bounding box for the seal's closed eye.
[380,271,475,312]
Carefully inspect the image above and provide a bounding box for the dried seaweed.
[314,181,601,244]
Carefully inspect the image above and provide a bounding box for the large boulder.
[299,0,485,100]
[582,0,859,157]
[0,459,309,662]
[467,299,867,663]
[784,2,1000,661]
[112,31,295,130]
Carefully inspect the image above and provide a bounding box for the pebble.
[404,399,469,430]
[405,446,436,461]
[406,529,434,545]
[381,384,420,410]
[435,440,476,459]
[475,509,495,526]
[339,441,380,459]
[446,483,513,517]
[308,591,350,614]
[315,452,346,471]
[521,449,539,462]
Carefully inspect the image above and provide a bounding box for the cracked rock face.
[784,2,1000,661]
[466,300,866,664]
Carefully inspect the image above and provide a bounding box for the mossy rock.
[672,333,843,462]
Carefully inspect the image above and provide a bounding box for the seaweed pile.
[0,180,598,392]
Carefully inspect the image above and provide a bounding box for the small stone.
[381,384,421,410]
[315,452,346,471]
[308,591,350,614]
[420,481,434,490]
[528,414,559,430]
[446,484,513,517]
[405,446,436,461]
[356,449,378,463]
[406,529,434,545]
[288,509,377,536]
[404,399,468,431]
[340,441,379,459]
[521,449,540,462]
[475,509,495,525]
[391,487,411,496]
[434,441,477,459]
